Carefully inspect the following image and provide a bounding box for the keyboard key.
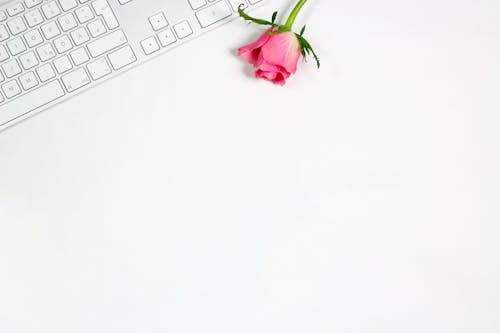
[75,5,94,23]
[107,45,136,69]
[0,24,9,41]
[58,12,77,31]
[7,37,26,56]
[149,12,168,31]
[54,35,73,53]
[7,17,27,35]
[53,55,73,73]
[24,29,44,47]
[140,36,159,55]
[41,21,61,39]
[7,3,25,17]
[195,1,232,28]
[0,45,9,62]
[58,0,78,11]
[157,29,176,47]
[70,27,90,45]
[92,0,119,29]
[87,57,111,79]
[188,0,206,10]
[37,43,56,62]
[25,0,43,9]
[70,47,89,65]
[41,1,61,20]
[19,51,39,69]
[87,29,126,57]
[0,11,6,22]
[2,59,22,78]
[61,68,90,92]
[2,80,22,98]
[0,80,65,127]
[19,71,39,90]
[173,21,193,39]
[36,63,56,82]
[25,9,44,27]
[87,19,106,37]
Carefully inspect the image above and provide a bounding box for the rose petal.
[238,29,272,66]
[260,32,301,74]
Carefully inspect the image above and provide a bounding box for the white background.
[1,0,500,332]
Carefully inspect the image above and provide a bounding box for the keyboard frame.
[0,0,267,131]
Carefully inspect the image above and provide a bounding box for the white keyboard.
[0,0,265,131]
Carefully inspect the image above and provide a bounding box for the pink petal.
[238,29,272,66]
[260,32,301,74]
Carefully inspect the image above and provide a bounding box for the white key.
[36,63,56,82]
[19,71,39,90]
[7,37,26,56]
[70,47,89,65]
[61,68,90,92]
[2,80,21,98]
[53,35,73,53]
[0,45,9,62]
[0,24,9,41]
[188,0,206,10]
[58,13,77,31]
[2,59,21,78]
[87,19,106,37]
[140,36,159,55]
[157,29,176,47]
[107,45,135,70]
[25,9,43,27]
[75,5,94,23]
[148,12,168,31]
[7,17,27,35]
[70,27,89,45]
[7,3,25,17]
[25,0,43,9]
[24,29,44,47]
[0,71,4,83]
[0,80,65,127]
[41,1,61,20]
[92,0,119,29]
[19,51,39,69]
[0,11,5,22]
[195,1,232,28]
[87,57,111,80]
[58,0,78,11]
[53,55,73,73]
[37,43,56,61]
[173,21,192,39]
[86,29,126,57]
[41,20,61,39]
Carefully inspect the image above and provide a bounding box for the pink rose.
[238,29,302,86]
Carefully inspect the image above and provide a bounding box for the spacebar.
[0,80,65,127]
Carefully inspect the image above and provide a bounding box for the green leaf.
[296,33,321,69]
[238,6,275,27]
[300,25,306,36]
[271,11,278,25]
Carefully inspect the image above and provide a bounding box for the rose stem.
[284,0,308,30]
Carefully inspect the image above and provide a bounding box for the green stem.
[284,0,308,30]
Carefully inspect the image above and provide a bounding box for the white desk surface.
[1,0,499,332]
